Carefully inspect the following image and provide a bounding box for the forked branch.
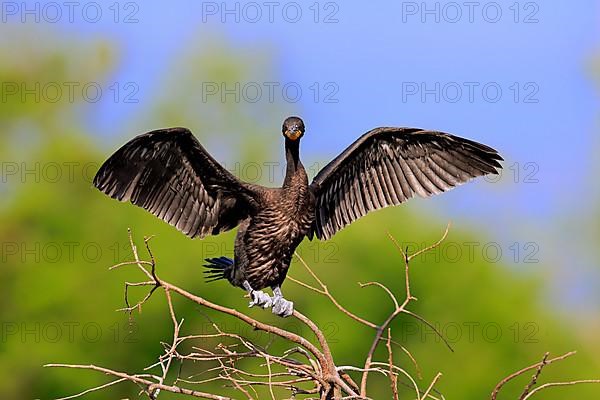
[45,226,599,399]
[491,351,600,400]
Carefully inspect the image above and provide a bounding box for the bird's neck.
[283,138,306,187]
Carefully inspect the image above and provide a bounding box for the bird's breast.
[239,190,315,289]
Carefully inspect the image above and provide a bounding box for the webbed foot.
[249,290,273,309]
[272,286,294,318]
[243,280,272,309]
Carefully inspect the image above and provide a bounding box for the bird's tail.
[203,256,233,283]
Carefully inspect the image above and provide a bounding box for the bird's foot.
[243,280,273,309]
[272,296,294,317]
[249,290,273,309]
[272,286,294,317]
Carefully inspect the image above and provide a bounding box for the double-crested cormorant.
[94,117,502,317]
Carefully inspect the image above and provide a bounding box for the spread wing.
[93,127,252,239]
[309,128,503,240]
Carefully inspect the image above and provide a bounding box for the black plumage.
[94,116,502,317]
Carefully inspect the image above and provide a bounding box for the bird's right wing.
[93,127,253,239]
[309,128,503,240]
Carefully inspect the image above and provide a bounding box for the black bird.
[94,117,502,317]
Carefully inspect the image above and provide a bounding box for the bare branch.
[44,364,232,400]
[518,352,549,400]
[47,226,598,400]
[491,351,576,400]
[290,254,377,329]
[53,378,127,400]
[421,372,443,400]
[521,380,600,399]
[386,328,399,400]
[360,225,450,396]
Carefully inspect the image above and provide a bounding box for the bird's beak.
[285,129,303,141]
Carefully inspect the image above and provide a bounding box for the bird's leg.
[243,280,272,309]
[271,286,294,317]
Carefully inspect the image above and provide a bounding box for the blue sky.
[10,1,599,310]
[56,0,598,219]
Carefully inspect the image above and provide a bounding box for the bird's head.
[282,116,305,141]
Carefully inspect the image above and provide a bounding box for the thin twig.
[491,351,576,400]
[521,380,600,400]
[360,225,449,396]
[291,254,377,329]
[44,364,232,400]
[386,328,399,400]
[53,378,127,400]
[518,352,549,400]
[421,373,443,400]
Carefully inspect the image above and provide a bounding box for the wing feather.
[310,127,502,240]
[94,127,252,239]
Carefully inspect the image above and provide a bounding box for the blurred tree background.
[1,18,599,400]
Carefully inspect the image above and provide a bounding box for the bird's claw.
[272,296,294,318]
[249,290,272,309]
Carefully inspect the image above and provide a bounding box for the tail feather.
[203,256,233,283]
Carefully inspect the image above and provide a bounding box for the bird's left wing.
[309,127,503,240]
[93,127,253,239]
